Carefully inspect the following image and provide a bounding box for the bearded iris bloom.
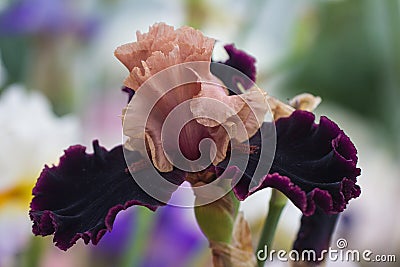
[29,23,361,252]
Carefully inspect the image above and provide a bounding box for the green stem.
[120,207,154,267]
[19,236,44,267]
[256,189,287,267]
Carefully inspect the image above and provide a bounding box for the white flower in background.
[0,85,80,266]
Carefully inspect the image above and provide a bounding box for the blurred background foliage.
[281,0,400,156]
[0,0,399,266]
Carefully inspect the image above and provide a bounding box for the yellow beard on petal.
[0,178,34,210]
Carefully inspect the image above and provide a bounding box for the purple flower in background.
[93,209,137,256]
[91,206,206,267]
[140,206,207,267]
[0,0,98,39]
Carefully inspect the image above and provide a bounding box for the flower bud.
[194,190,240,243]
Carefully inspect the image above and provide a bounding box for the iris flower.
[29,23,361,252]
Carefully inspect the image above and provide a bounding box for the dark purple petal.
[122,86,135,103]
[232,110,361,215]
[293,208,339,263]
[29,141,184,251]
[222,44,256,82]
[211,44,257,95]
